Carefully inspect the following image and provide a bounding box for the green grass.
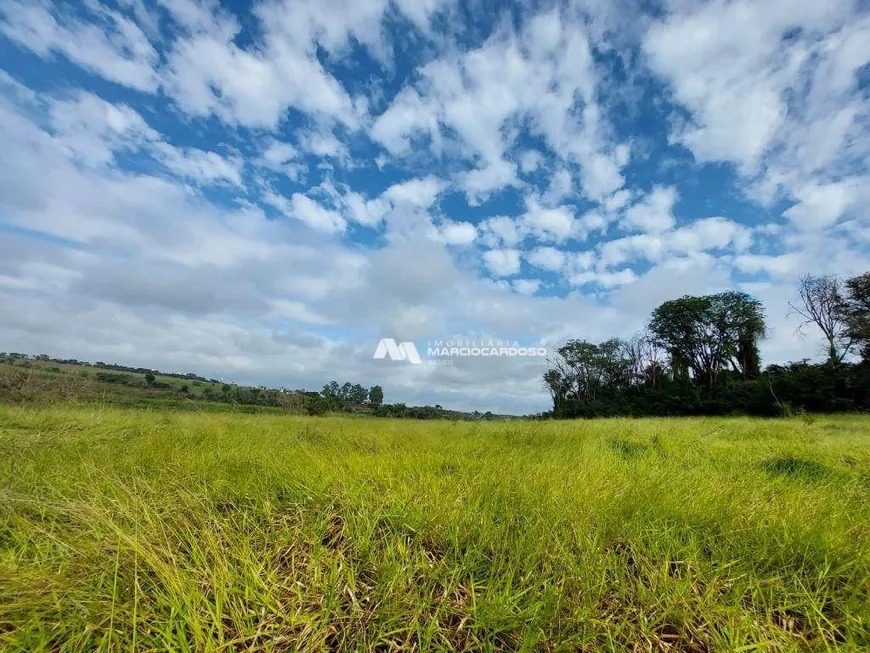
[1,407,868,651]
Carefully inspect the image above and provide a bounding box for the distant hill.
[0,352,514,419]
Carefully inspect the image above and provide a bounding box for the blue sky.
[1,0,869,413]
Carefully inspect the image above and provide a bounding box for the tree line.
[543,272,870,418]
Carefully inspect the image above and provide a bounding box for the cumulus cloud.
[526,247,567,272]
[483,249,522,277]
[784,180,864,231]
[644,0,870,214]
[289,194,347,233]
[479,216,523,248]
[521,198,578,242]
[382,176,444,208]
[622,186,678,234]
[439,221,478,246]
[512,278,542,295]
[600,217,750,269]
[371,6,628,206]
[161,0,375,129]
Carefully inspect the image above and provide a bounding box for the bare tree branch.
[788,274,854,363]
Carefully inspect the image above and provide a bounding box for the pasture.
[1,407,868,651]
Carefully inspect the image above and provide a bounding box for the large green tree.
[649,291,765,387]
[844,272,870,362]
[368,385,384,406]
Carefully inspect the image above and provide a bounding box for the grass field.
[1,407,868,651]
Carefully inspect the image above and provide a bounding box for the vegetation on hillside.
[0,356,497,420]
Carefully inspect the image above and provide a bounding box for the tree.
[321,381,341,399]
[348,383,368,405]
[546,338,634,405]
[649,291,765,387]
[624,331,667,387]
[843,272,870,362]
[725,291,766,379]
[368,385,384,406]
[543,368,568,414]
[789,274,852,364]
[144,373,155,386]
[551,339,605,403]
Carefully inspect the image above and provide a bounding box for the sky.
[0,0,869,414]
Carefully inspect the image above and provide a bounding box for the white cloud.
[644,0,870,218]
[668,217,751,253]
[570,268,637,288]
[783,180,862,231]
[382,176,444,208]
[342,192,390,228]
[392,0,454,31]
[259,139,305,181]
[439,221,478,246]
[512,278,542,295]
[291,193,347,234]
[152,142,243,187]
[264,192,346,234]
[644,0,802,170]
[162,4,361,129]
[371,87,438,155]
[579,151,625,199]
[522,198,577,242]
[158,0,455,133]
[462,159,518,205]
[0,0,159,91]
[156,0,229,34]
[600,216,750,270]
[372,7,625,206]
[517,150,543,174]
[298,128,350,161]
[599,234,665,269]
[734,253,803,276]
[45,90,242,187]
[262,140,298,166]
[541,167,575,205]
[483,249,522,277]
[267,299,333,325]
[622,186,677,234]
[604,189,632,212]
[526,247,567,272]
[479,216,523,247]
[47,91,156,166]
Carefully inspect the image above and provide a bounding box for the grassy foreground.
[0,408,868,652]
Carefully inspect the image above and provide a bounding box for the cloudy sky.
[1,0,869,414]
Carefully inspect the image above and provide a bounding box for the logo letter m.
[373,339,422,364]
